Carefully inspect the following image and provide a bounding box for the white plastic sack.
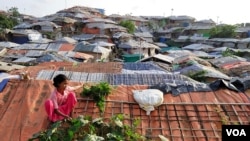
[132,89,164,115]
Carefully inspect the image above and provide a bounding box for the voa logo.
[226,129,246,136]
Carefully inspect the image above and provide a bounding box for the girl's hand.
[65,115,72,120]
[81,82,84,87]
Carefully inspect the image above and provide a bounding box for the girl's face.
[57,80,69,91]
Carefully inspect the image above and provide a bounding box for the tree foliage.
[209,25,236,38]
[0,7,20,29]
[119,20,135,34]
[187,70,208,82]
[8,7,20,17]
[0,14,15,29]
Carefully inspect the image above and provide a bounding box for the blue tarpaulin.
[0,79,9,92]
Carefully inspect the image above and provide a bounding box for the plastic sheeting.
[149,79,211,96]
[0,79,8,92]
[229,77,250,92]
[149,78,250,96]
[0,73,20,92]
[177,64,230,80]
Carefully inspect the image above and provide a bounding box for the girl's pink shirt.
[50,86,74,109]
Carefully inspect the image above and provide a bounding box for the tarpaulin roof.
[54,37,77,44]
[74,44,111,54]
[36,54,63,63]
[14,43,48,50]
[46,43,62,52]
[13,56,36,63]
[0,41,20,48]
[25,50,44,57]
[209,56,247,68]
[177,64,230,80]
[118,40,160,49]
[139,54,174,64]
[58,51,94,60]
[90,41,115,47]
[51,16,77,23]
[83,18,117,24]
[182,43,214,51]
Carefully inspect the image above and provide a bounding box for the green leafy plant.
[214,106,229,125]
[187,70,208,82]
[81,82,112,113]
[29,114,145,141]
[119,20,135,33]
[222,48,234,57]
[222,48,245,57]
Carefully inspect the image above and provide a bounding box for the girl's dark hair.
[53,74,68,88]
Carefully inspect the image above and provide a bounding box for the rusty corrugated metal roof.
[58,43,75,51]
[0,80,249,141]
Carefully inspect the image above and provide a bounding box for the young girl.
[44,74,82,122]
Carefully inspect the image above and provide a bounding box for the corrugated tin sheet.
[210,56,247,68]
[14,43,48,50]
[36,54,63,63]
[46,43,62,52]
[140,54,174,64]
[118,40,160,49]
[36,70,192,86]
[74,44,110,53]
[74,44,95,52]
[134,32,153,38]
[123,62,167,72]
[58,43,75,51]
[83,18,117,24]
[35,69,250,96]
[36,69,55,80]
[0,41,20,48]
[25,50,44,57]
[13,56,36,63]
[72,34,95,41]
[58,51,93,60]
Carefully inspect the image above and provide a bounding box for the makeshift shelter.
[54,37,77,44]
[74,43,111,61]
[12,56,36,65]
[182,43,214,52]
[58,51,94,62]
[90,41,115,50]
[118,40,160,58]
[30,21,61,32]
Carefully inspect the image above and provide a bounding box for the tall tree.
[209,25,236,38]
[0,14,14,29]
[8,7,20,17]
[7,7,21,26]
[119,20,135,34]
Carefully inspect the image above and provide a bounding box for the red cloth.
[45,92,77,122]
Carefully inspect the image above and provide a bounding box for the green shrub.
[81,82,112,113]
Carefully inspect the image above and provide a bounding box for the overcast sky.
[0,0,248,25]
